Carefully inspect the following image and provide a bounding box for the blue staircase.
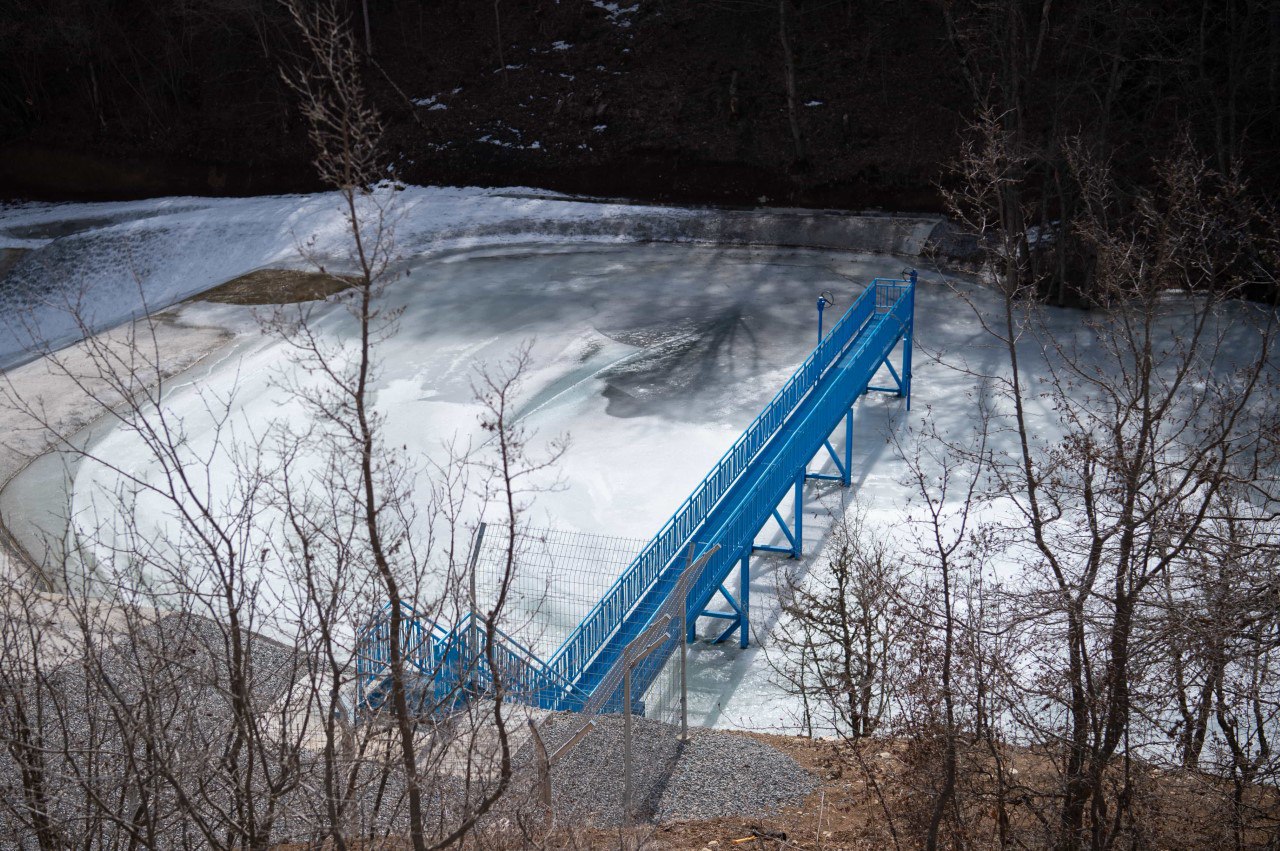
[358,272,917,715]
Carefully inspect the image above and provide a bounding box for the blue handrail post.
[904,270,917,410]
[816,294,828,344]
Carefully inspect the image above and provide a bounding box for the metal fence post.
[527,716,596,833]
[680,585,689,741]
[623,661,633,829]
[618,614,675,827]
[527,718,553,831]
[466,523,486,690]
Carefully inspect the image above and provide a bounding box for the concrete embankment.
[0,314,232,588]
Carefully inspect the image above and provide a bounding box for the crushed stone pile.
[513,712,815,828]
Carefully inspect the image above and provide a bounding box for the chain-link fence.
[460,526,719,827]
[470,524,648,660]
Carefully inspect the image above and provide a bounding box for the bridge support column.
[905,268,916,410]
[738,550,750,648]
[710,552,750,647]
[843,408,853,487]
[903,320,914,411]
[805,408,854,488]
[704,556,751,647]
[754,475,805,559]
[792,473,803,558]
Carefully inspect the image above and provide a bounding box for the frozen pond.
[2,236,921,731]
[11,224,1268,733]
[4,190,1275,739]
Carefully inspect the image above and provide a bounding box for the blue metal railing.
[582,278,915,707]
[356,275,915,713]
[355,601,453,709]
[357,606,585,710]
[541,280,884,686]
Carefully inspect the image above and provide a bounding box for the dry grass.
[195,267,356,305]
[634,733,1279,850]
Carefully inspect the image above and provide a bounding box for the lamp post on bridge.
[816,290,835,343]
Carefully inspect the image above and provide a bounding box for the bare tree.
[894,409,992,851]
[943,113,1280,849]
[0,4,553,848]
[771,509,909,739]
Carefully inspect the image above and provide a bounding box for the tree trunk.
[779,0,806,166]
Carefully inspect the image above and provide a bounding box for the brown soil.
[268,729,1280,849]
[0,248,27,280]
[194,268,357,305]
[540,733,1280,850]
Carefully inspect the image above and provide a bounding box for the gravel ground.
[0,611,468,847]
[509,712,815,828]
[655,728,817,823]
[0,613,811,845]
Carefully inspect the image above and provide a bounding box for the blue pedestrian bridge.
[357,271,917,716]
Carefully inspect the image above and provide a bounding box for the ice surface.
[7,190,1267,734]
[0,188,940,372]
[66,240,910,547]
[38,232,920,728]
[0,187,712,370]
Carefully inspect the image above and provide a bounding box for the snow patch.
[591,0,639,26]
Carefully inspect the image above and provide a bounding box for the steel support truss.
[866,315,914,410]
[701,307,915,651]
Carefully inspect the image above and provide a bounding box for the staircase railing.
[356,276,915,714]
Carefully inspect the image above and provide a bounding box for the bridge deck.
[567,277,914,708]
[357,274,916,714]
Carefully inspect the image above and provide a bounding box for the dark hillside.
[1,0,1275,208]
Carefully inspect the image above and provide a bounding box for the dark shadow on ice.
[597,305,762,419]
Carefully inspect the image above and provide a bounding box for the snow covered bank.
[0,315,232,584]
[0,188,939,371]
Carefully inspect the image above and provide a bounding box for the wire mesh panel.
[470,525,648,660]
[575,540,716,720]
[640,642,684,725]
